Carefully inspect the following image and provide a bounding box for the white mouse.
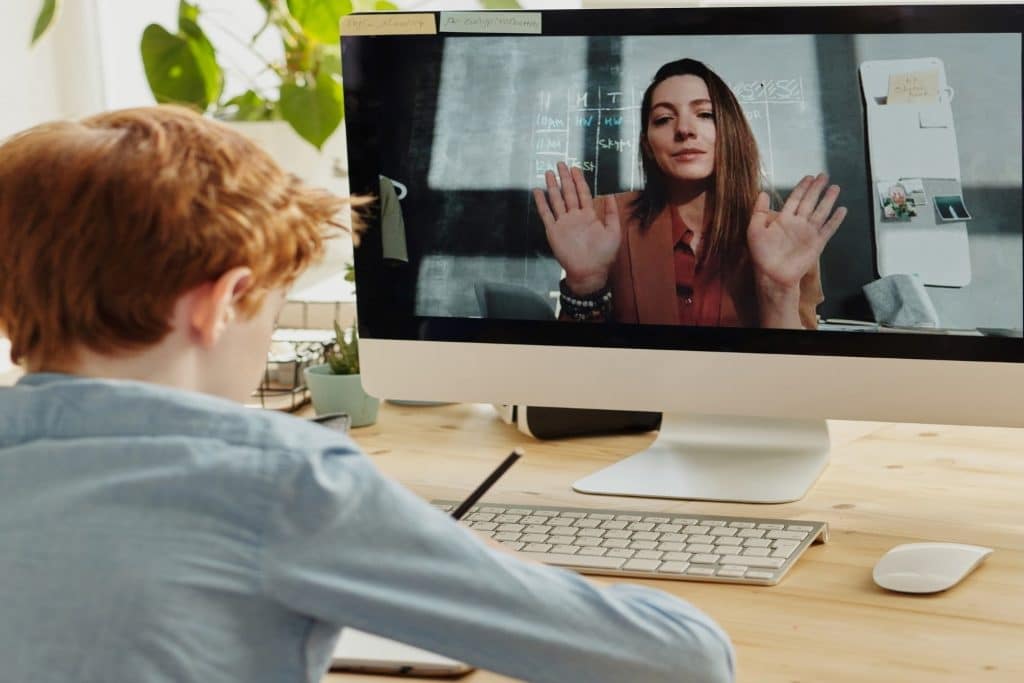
[873,542,993,594]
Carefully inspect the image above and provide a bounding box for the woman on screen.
[533,58,847,329]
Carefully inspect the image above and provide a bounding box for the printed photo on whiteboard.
[877,180,918,219]
[934,194,973,221]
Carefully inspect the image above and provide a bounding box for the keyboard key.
[643,516,671,523]
[766,530,808,541]
[746,570,774,580]
[743,538,771,548]
[574,537,603,547]
[627,522,655,532]
[479,506,505,514]
[599,520,628,530]
[691,553,721,564]
[604,529,631,539]
[663,552,692,562]
[467,513,495,522]
[560,511,587,518]
[660,533,689,543]
[629,540,658,550]
[549,535,576,546]
[709,527,737,537]
[686,544,716,554]
[623,559,661,572]
[494,532,521,542]
[684,525,711,535]
[535,510,560,517]
[703,520,727,527]
[578,547,609,557]
[738,529,765,538]
[616,514,643,522]
[655,523,683,533]
[575,519,601,528]
[687,535,716,545]
[523,543,552,553]
[497,523,524,532]
[728,521,756,529]
[634,550,664,560]
[548,518,574,527]
[719,555,785,569]
[758,523,785,530]
[659,561,689,573]
[520,534,549,544]
[632,531,659,541]
[551,545,578,554]
[717,566,747,578]
[657,542,686,552]
[671,518,698,525]
[525,525,552,534]
[606,548,636,559]
[742,547,771,557]
[686,566,716,576]
[588,513,615,520]
[470,522,497,531]
[714,537,743,547]
[521,516,550,525]
[601,538,630,549]
[520,552,625,569]
[788,525,815,532]
[495,514,522,523]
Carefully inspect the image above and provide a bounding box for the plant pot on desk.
[304,364,379,427]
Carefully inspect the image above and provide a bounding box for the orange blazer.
[596,192,824,329]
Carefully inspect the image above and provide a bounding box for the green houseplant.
[32,0,521,150]
[304,320,380,426]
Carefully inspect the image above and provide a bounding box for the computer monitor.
[342,3,1024,504]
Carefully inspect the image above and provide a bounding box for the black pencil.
[451,449,523,521]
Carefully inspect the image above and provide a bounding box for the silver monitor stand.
[573,415,830,504]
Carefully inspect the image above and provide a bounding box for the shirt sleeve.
[260,446,734,683]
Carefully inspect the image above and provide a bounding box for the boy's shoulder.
[2,373,358,463]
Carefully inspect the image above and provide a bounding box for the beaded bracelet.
[559,278,613,321]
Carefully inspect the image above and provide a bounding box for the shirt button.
[684,296,694,305]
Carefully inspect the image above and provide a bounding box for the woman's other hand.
[747,173,846,326]
[533,162,621,295]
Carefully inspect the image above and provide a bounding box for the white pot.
[223,120,348,195]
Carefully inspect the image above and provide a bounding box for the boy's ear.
[189,267,254,349]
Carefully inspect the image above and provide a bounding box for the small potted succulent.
[304,320,379,426]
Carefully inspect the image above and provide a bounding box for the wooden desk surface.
[327,401,1024,683]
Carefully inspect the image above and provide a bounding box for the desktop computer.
[342,3,1024,511]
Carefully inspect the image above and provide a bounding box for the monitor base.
[572,414,830,504]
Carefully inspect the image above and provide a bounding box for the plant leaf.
[141,23,221,110]
[179,16,224,105]
[374,1,398,9]
[287,0,353,44]
[223,90,273,121]
[31,0,61,46]
[479,0,521,8]
[178,0,199,24]
[279,69,343,149]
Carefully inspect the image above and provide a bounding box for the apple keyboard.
[432,500,828,585]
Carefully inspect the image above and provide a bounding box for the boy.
[0,106,733,683]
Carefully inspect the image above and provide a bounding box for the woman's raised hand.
[747,173,846,293]
[533,162,621,295]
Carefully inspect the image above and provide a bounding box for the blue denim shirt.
[0,373,734,683]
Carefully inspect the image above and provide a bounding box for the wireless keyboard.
[432,500,828,586]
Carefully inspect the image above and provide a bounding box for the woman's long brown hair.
[630,58,763,266]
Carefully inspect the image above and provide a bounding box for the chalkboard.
[356,32,1020,329]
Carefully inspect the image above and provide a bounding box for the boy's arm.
[260,447,734,683]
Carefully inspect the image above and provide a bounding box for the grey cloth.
[379,175,408,264]
[863,273,941,328]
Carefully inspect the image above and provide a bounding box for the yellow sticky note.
[887,70,940,104]
[341,12,436,37]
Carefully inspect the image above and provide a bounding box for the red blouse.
[670,207,738,327]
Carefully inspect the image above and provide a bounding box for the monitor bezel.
[343,3,1024,365]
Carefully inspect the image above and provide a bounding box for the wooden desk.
[327,401,1024,683]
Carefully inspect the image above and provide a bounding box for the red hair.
[0,105,355,368]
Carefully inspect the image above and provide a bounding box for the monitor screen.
[342,4,1024,502]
